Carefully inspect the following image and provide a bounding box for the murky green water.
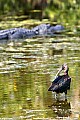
[0,36,80,120]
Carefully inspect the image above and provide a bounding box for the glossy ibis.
[48,63,71,98]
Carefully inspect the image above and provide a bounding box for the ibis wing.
[48,76,71,92]
[48,76,62,91]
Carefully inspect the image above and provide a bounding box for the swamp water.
[0,36,80,120]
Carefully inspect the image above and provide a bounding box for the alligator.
[0,28,36,39]
[0,24,64,40]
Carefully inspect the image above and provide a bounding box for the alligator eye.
[35,30,39,35]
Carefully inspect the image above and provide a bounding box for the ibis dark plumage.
[48,63,71,95]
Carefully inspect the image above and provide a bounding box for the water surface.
[0,36,80,120]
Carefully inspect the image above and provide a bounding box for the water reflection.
[49,99,71,119]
